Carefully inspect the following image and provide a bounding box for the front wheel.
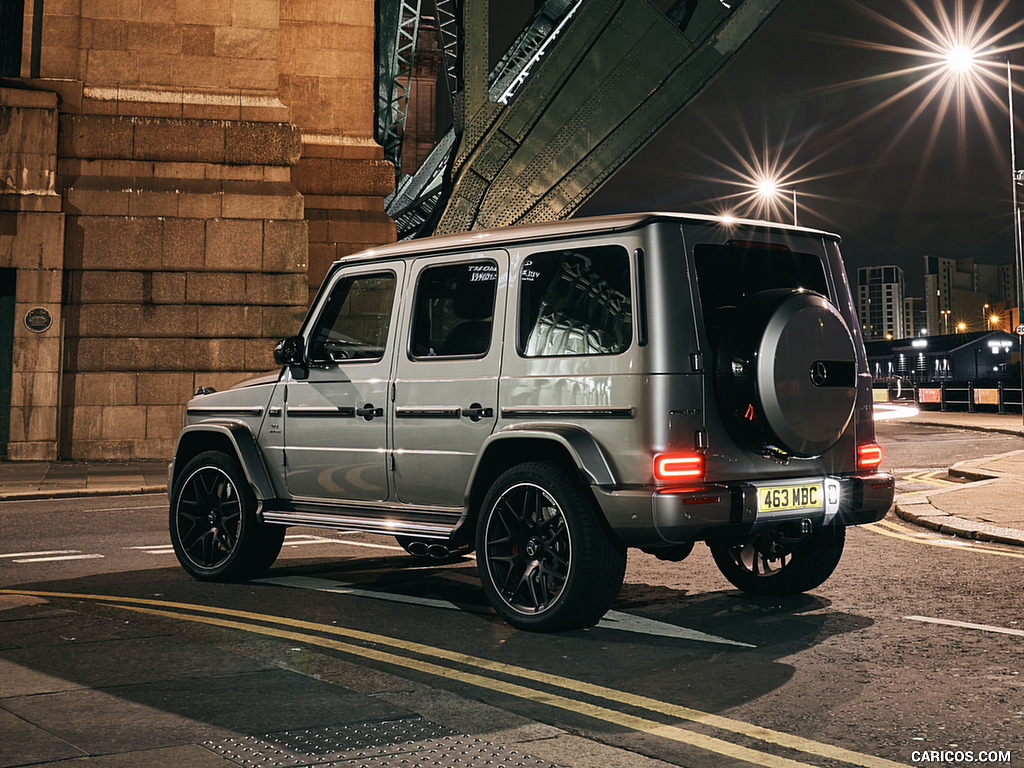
[709,526,845,597]
[169,450,285,581]
[476,462,626,632]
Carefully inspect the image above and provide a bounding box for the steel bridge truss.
[375,0,785,240]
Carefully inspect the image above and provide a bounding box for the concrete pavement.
[1,408,1023,546]
[0,459,168,501]
[887,410,1024,547]
[1,411,1022,768]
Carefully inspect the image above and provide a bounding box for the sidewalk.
[2,409,1024,546]
[0,459,167,501]
[881,408,1024,546]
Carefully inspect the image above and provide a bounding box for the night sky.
[568,0,1024,297]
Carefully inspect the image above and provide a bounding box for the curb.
[894,450,1024,547]
[896,496,1024,547]
[910,419,1024,439]
[0,486,168,502]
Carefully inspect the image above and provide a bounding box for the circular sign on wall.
[24,307,53,334]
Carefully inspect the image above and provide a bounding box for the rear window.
[693,237,829,344]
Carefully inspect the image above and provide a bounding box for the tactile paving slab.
[203,717,556,767]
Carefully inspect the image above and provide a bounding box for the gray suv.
[168,212,894,632]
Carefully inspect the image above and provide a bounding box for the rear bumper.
[595,472,895,547]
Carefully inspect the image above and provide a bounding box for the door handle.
[356,404,384,420]
[461,404,494,422]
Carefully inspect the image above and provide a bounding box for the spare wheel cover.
[755,292,857,456]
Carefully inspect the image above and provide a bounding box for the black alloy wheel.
[709,525,846,597]
[477,462,625,632]
[169,450,284,581]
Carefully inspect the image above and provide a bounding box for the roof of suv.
[339,212,841,266]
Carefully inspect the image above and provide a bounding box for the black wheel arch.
[171,422,276,503]
[462,430,620,547]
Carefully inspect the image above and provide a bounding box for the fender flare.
[470,424,617,489]
[171,421,276,502]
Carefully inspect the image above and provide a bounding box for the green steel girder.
[378,0,785,238]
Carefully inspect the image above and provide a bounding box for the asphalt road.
[2,422,1023,768]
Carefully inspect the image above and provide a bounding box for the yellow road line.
[122,604,816,768]
[864,520,1024,560]
[0,588,908,768]
[899,471,957,489]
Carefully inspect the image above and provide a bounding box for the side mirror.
[274,336,306,367]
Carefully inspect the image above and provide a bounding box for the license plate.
[757,483,823,513]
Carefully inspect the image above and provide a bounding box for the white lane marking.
[128,534,409,557]
[1,550,81,559]
[258,575,753,647]
[131,545,176,555]
[597,611,755,647]
[257,575,460,610]
[13,554,105,563]
[906,615,1024,639]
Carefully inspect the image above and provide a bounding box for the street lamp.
[984,303,990,330]
[1003,57,1024,423]
[939,49,1024,422]
[941,308,951,334]
[755,178,798,225]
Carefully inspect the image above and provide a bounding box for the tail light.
[857,442,883,469]
[654,453,704,482]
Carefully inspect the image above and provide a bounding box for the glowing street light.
[754,177,798,225]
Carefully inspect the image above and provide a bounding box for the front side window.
[410,261,497,358]
[518,245,632,357]
[308,272,396,363]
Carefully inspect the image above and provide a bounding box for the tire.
[715,289,857,457]
[476,462,626,632]
[709,525,845,597]
[169,450,285,581]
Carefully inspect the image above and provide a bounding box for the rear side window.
[519,245,632,357]
[410,261,497,358]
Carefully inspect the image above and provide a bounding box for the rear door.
[391,252,508,508]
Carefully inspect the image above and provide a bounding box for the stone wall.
[278,0,396,304]
[57,111,308,459]
[1,87,64,460]
[0,0,397,460]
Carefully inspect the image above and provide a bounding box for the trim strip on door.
[395,406,462,418]
[501,406,634,419]
[286,406,356,417]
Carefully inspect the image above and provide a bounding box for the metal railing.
[873,380,1024,414]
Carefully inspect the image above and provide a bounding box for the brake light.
[857,443,883,469]
[654,454,704,481]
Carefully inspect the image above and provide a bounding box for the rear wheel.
[476,462,625,632]
[709,525,845,596]
[169,450,284,581]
